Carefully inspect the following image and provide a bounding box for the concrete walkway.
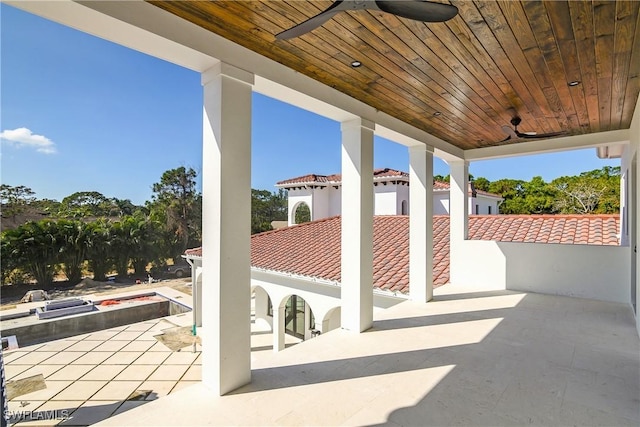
[94,284,639,426]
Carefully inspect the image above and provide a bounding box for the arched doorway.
[284,294,314,339]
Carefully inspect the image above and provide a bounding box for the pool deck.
[2,286,299,426]
[3,284,640,426]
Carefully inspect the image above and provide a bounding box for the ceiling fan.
[501,117,565,141]
[275,0,459,40]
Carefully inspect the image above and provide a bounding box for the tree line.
[1,167,289,287]
[435,166,620,214]
[1,166,619,287]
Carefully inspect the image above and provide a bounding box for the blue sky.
[1,5,619,205]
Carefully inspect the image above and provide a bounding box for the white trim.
[251,267,409,301]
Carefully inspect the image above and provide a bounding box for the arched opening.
[292,202,311,225]
[321,306,341,333]
[251,285,272,330]
[401,199,408,215]
[284,294,314,339]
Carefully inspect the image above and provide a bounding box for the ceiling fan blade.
[374,0,458,22]
[276,1,347,40]
[515,130,565,139]
[277,0,458,40]
[501,125,518,140]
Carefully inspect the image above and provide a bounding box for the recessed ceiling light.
[433,111,442,117]
[568,81,581,87]
[351,60,362,68]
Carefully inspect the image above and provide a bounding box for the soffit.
[149,1,640,150]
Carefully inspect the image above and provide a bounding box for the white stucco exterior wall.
[396,184,410,214]
[433,192,450,215]
[375,184,400,215]
[627,95,640,336]
[251,270,405,335]
[285,183,499,219]
[452,240,630,303]
[471,196,501,215]
[328,186,341,216]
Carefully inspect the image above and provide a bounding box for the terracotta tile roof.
[432,181,502,198]
[276,168,408,186]
[433,181,450,190]
[186,214,619,294]
[277,171,502,198]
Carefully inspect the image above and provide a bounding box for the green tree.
[128,213,160,276]
[472,177,491,192]
[30,198,61,216]
[59,191,117,218]
[488,179,527,214]
[1,219,61,286]
[251,189,288,234]
[294,203,311,224]
[57,219,89,284]
[85,218,113,281]
[111,216,138,278]
[552,167,620,214]
[0,184,36,221]
[521,176,556,214]
[148,167,199,259]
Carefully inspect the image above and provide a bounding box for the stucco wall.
[396,184,410,214]
[472,196,500,215]
[628,95,640,336]
[375,185,399,215]
[451,240,630,304]
[312,187,330,220]
[328,186,341,216]
[433,193,449,215]
[251,270,405,334]
[287,189,313,225]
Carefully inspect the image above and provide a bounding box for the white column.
[449,160,469,285]
[273,303,285,352]
[409,145,434,302]
[201,63,253,395]
[195,266,203,327]
[630,95,640,336]
[341,118,374,332]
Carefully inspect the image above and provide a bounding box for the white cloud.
[0,127,57,154]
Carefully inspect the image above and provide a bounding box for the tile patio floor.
[2,291,299,426]
[3,313,201,426]
[4,284,640,426]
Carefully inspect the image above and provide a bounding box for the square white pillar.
[449,160,469,286]
[409,145,434,302]
[273,304,285,352]
[201,63,253,395]
[341,118,374,332]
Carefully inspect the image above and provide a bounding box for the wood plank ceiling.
[149,1,640,150]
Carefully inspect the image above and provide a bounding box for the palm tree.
[57,219,89,284]
[85,218,113,281]
[2,220,61,286]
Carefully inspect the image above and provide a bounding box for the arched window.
[401,200,408,215]
[293,202,311,224]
